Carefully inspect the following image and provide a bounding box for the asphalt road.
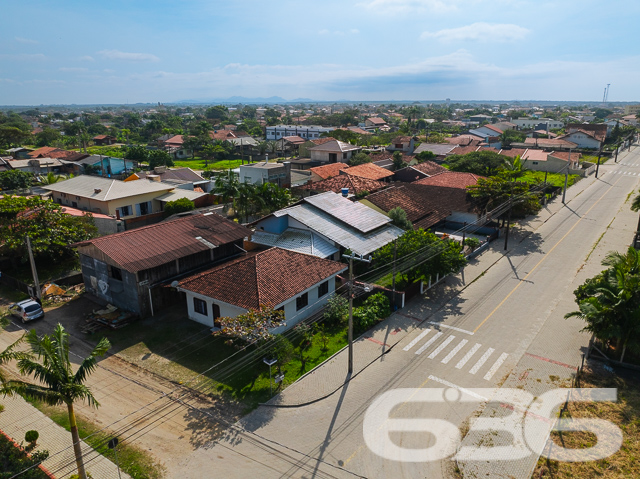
[180,145,640,479]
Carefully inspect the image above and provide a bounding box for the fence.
[0,273,32,296]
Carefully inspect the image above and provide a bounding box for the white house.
[511,118,564,130]
[309,139,361,163]
[177,247,347,332]
[558,130,602,149]
[266,125,335,141]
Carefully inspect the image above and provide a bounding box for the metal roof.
[251,228,338,258]
[156,189,208,203]
[274,203,402,256]
[413,143,458,156]
[301,191,391,233]
[43,175,173,201]
[75,213,250,273]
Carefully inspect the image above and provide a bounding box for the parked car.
[8,299,45,323]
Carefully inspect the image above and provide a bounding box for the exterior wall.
[239,164,289,186]
[310,149,355,163]
[512,118,564,129]
[266,126,334,141]
[52,192,110,215]
[254,215,289,235]
[79,254,141,314]
[51,190,168,217]
[563,133,600,149]
[185,291,247,328]
[446,212,478,224]
[522,156,572,173]
[93,216,123,235]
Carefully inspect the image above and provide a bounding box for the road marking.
[427,322,474,335]
[483,352,509,381]
[415,331,443,355]
[472,175,623,334]
[469,348,495,374]
[441,339,468,364]
[403,329,431,351]
[525,352,578,371]
[428,375,488,401]
[427,335,456,359]
[365,337,391,348]
[455,343,481,369]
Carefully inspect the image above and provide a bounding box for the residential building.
[558,130,602,149]
[511,118,564,130]
[624,104,640,115]
[364,117,389,130]
[308,163,350,182]
[413,143,457,160]
[126,167,212,192]
[473,124,504,137]
[177,247,347,332]
[342,163,394,181]
[28,146,88,162]
[298,173,387,198]
[521,138,578,150]
[250,191,403,259]
[386,136,415,154]
[309,139,361,164]
[266,125,335,141]
[73,155,136,177]
[413,171,482,190]
[6,157,64,174]
[469,114,493,123]
[92,135,117,146]
[394,161,448,183]
[75,213,250,318]
[239,161,291,187]
[43,175,174,220]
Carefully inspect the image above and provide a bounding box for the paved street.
[179,145,640,478]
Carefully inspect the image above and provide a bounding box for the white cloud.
[97,50,160,62]
[79,55,95,62]
[421,22,530,42]
[357,0,458,14]
[15,36,38,44]
[59,67,89,72]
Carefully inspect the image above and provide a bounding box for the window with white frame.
[193,297,208,316]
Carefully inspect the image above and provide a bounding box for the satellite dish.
[170,281,179,288]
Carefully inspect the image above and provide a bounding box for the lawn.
[533,362,640,478]
[94,312,349,411]
[520,170,581,188]
[582,154,610,165]
[23,399,165,479]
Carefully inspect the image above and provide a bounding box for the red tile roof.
[449,145,482,156]
[208,129,248,140]
[498,148,527,158]
[75,213,249,273]
[310,137,336,146]
[342,163,394,181]
[368,151,414,164]
[366,117,387,125]
[523,138,578,149]
[300,173,387,196]
[282,135,306,145]
[414,171,482,189]
[410,161,448,176]
[444,135,482,147]
[365,184,479,230]
[547,151,582,162]
[390,136,412,144]
[483,124,503,134]
[92,135,115,140]
[566,124,607,142]
[310,163,349,180]
[178,247,347,310]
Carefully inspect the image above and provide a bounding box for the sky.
[1,0,639,105]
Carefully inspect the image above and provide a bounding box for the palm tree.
[235,182,261,222]
[0,334,26,384]
[213,170,239,213]
[502,155,527,181]
[39,171,64,185]
[630,190,640,244]
[1,324,111,479]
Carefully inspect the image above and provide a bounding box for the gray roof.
[43,175,173,201]
[302,191,390,233]
[290,170,311,187]
[156,189,208,203]
[8,158,64,169]
[250,228,338,259]
[274,202,402,256]
[413,143,457,156]
[227,137,260,147]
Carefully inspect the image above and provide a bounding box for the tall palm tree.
[0,334,26,384]
[235,182,261,222]
[39,171,64,185]
[213,170,239,213]
[502,155,527,181]
[1,324,111,479]
[630,190,640,244]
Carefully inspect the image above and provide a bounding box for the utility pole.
[343,252,372,374]
[26,236,41,302]
[595,148,602,178]
[615,144,619,163]
[504,187,513,251]
[391,240,397,308]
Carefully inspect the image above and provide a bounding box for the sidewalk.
[0,394,130,479]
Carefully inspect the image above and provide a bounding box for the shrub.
[463,237,480,251]
[24,430,39,445]
[323,294,348,326]
[162,197,195,218]
[353,292,390,334]
[269,335,294,366]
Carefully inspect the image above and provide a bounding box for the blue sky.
[1,0,638,105]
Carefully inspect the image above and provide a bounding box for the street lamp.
[263,358,277,396]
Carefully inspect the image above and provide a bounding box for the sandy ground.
[0,294,240,478]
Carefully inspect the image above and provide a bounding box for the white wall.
[564,133,600,149]
[184,291,247,328]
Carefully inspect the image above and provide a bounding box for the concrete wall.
[254,214,289,234]
[185,291,247,328]
[51,190,168,217]
[522,156,572,173]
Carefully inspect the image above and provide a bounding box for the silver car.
[8,299,45,323]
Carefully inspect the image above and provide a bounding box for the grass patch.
[533,364,640,478]
[24,399,165,479]
[520,170,581,188]
[95,312,349,411]
[582,154,610,165]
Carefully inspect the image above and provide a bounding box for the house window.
[343,152,348,160]
[109,266,123,281]
[532,161,539,165]
[318,281,329,298]
[72,201,78,208]
[137,201,150,216]
[395,144,403,149]
[296,292,308,311]
[119,205,132,217]
[193,297,208,316]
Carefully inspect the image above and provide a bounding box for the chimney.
[94,188,102,194]
[147,174,161,182]
[154,166,167,174]
[341,188,349,197]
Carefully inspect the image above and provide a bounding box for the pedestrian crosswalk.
[403,329,508,381]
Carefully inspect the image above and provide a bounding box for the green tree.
[162,197,195,218]
[205,105,228,121]
[388,207,413,230]
[392,151,405,170]
[500,129,526,147]
[467,177,540,219]
[181,136,201,160]
[0,126,31,148]
[254,182,291,216]
[414,150,436,163]
[447,151,506,177]
[213,170,239,212]
[0,170,33,190]
[37,172,65,185]
[1,324,111,479]
[323,294,348,326]
[0,195,98,263]
[373,229,466,286]
[501,155,527,181]
[35,127,62,147]
[348,152,372,166]
[148,149,174,168]
[234,182,260,222]
[123,145,148,162]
